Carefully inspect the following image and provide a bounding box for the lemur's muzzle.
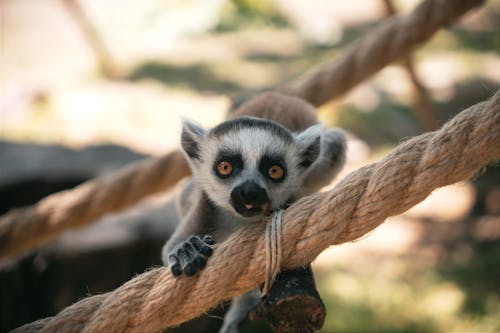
[230,181,270,217]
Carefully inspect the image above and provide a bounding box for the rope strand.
[262,209,284,296]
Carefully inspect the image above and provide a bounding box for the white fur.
[183,121,320,221]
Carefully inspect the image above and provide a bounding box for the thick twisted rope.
[282,0,485,106]
[13,91,499,333]
[0,0,484,261]
[0,150,190,260]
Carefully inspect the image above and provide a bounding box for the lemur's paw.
[168,235,215,277]
[322,128,346,165]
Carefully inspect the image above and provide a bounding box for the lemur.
[162,92,346,333]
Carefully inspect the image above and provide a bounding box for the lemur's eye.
[216,161,233,176]
[268,165,284,180]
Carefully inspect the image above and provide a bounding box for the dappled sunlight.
[313,178,496,332]
[315,238,496,333]
[2,80,229,154]
[313,217,423,269]
[474,216,500,241]
[1,0,498,332]
[159,29,305,66]
[418,283,465,319]
[406,182,475,221]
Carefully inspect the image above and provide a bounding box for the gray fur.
[210,117,293,144]
[162,116,346,332]
[180,118,208,160]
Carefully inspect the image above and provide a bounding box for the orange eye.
[268,165,284,180]
[217,161,233,176]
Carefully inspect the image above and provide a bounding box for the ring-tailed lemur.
[162,93,346,333]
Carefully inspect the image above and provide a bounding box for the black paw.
[168,235,215,277]
[322,128,346,166]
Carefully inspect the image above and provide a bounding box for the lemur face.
[181,117,322,220]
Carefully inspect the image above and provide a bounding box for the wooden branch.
[250,266,326,333]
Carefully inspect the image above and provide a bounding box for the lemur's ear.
[181,118,208,160]
[295,124,323,168]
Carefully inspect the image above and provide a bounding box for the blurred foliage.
[314,239,500,333]
[336,100,421,147]
[215,0,288,31]
[450,28,499,52]
[129,62,244,93]
[439,240,500,317]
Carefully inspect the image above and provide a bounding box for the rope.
[0,150,190,260]
[13,91,500,333]
[0,0,484,261]
[262,209,284,296]
[282,0,485,106]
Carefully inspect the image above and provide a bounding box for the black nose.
[231,181,269,206]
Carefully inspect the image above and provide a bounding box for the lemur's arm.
[300,128,346,197]
[161,190,215,276]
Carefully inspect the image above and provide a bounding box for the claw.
[168,255,182,276]
[203,235,215,245]
[190,236,214,256]
[200,245,213,257]
[193,255,207,269]
[168,234,215,277]
[171,263,182,276]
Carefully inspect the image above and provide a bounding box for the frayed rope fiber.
[263,209,284,296]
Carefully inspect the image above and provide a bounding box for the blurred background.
[0,0,499,332]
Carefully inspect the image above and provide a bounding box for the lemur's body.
[162,92,346,333]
